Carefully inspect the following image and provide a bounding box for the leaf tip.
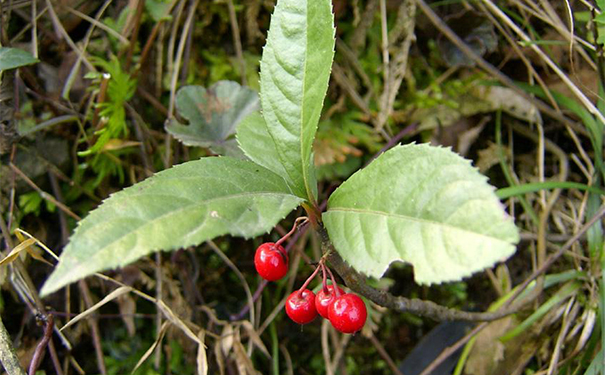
[39,262,72,297]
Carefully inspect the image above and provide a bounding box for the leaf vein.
[80,192,301,255]
[326,208,512,243]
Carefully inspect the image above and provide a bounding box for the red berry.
[328,294,367,334]
[285,289,317,324]
[315,284,345,319]
[254,242,288,281]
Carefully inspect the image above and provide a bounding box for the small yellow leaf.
[0,238,37,267]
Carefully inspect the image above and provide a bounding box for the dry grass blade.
[61,286,132,331]
[30,0,38,59]
[241,321,270,358]
[9,230,72,351]
[214,338,226,375]
[43,0,95,72]
[131,321,170,374]
[375,0,416,131]
[419,323,488,375]
[329,331,352,371]
[207,240,255,326]
[481,0,605,125]
[197,330,208,375]
[321,319,335,375]
[221,324,235,355]
[226,0,246,85]
[9,164,81,221]
[573,308,596,354]
[167,0,200,118]
[233,339,259,375]
[91,273,206,357]
[414,0,586,136]
[12,231,52,265]
[0,238,37,266]
[368,332,405,375]
[14,229,60,261]
[547,299,579,375]
[331,63,371,116]
[217,324,235,374]
[155,299,202,345]
[62,5,130,45]
[60,0,113,99]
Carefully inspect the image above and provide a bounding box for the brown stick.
[28,314,54,375]
[368,333,405,375]
[124,0,146,71]
[77,281,108,375]
[9,163,81,221]
[227,0,247,86]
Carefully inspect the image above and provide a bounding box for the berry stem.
[299,262,323,294]
[275,216,309,248]
[325,265,341,297]
[321,263,329,293]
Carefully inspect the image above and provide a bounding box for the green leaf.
[259,0,335,202]
[41,157,303,296]
[145,0,173,22]
[583,348,603,375]
[166,81,259,152]
[322,144,520,285]
[0,47,38,71]
[236,112,289,181]
[496,181,605,199]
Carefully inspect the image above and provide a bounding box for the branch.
[317,224,513,321]
[318,203,605,322]
[326,251,516,321]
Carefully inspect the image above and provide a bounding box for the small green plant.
[40,0,519,334]
[82,56,137,156]
[74,56,138,190]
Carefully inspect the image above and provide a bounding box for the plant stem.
[0,314,26,375]
[299,264,322,293]
[28,314,54,375]
[321,263,328,293]
[302,203,322,229]
[324,266,341,298]
[275,217,308,248]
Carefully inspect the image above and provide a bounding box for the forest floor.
[0,0,604,374]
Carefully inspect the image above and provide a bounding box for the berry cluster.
[285,262,367,334]
[254,219,367,334]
